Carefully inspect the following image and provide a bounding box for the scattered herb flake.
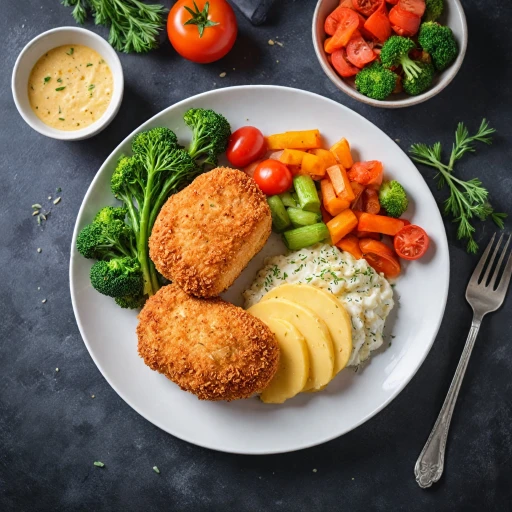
[153,466,160,474]
[57,78,63,83]
[59,118,65,121]
[32,203,42,209]
[56,187,62,193]
[67,48,74,55]
[53,197,61,205]
[88,84,95,91]
[93,461,105,468]
[44,76,51,84]
[86,63,93,67]
[55,86,66,91]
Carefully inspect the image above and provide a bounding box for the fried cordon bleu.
[149,167,271,298]
[137,284,279,401]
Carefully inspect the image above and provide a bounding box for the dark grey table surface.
[1,1,511,510]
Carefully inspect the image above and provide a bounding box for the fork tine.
[489,235,511,289]
[470,233,495,283]
[496,246,512,295]
[481,233,504,286]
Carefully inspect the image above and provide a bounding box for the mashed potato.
[243,243,394,367]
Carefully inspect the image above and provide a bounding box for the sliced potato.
[259,318,309,404]
[261,284,353,374]
[248,298,334,391]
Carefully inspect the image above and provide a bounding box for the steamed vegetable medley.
[227,127,430,279]
[323,0,458,100]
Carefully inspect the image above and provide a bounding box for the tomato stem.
[183,1,219,38]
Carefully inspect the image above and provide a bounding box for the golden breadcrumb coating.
[149,167,271,298]
[137,284,279,401]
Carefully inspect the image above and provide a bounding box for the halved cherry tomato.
[253,159,292,195]
[226,127,267,168]
[324,8,360,52]
[356,13,376,40]
[394,224,429,260]
[362,188,381,214]
[346,35,376,67]
[359,238,401,277]
[331,47,361,77]
[386,0,399,4]
[347,161,383,186]
[398,0,426,17]
[389,5,421,37]
[364,8,391,42]
[352,0,384,17]
[325,4,356,35]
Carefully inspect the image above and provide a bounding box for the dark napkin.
[230,0,276,25]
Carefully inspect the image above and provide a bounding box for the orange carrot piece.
[350,181,365,208]
[327,165,356,202]
[309,148,337,169]
[327,209,358,244]
[321,179,350,216]
[302,153,327,179]
[321,204,333,224]
[279,149,308,166]
[330,138,354,169]
[357,213,405,236]
[355,230,380,240]
[336,234,363,259]
[266,130,322,150]
[362,188,380,214]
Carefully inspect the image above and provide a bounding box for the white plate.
[70,85,449,454]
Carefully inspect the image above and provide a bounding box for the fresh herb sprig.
[61,0,166,53]
[410,119,506,253]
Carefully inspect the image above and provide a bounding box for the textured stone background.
[1,1,511,510]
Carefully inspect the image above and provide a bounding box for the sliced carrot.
[336,234,363,259]
[324,37,334,54]
[321,204,333,224]
[327,165,355,202]
[330,138,354,169]
[279,149,308,166]
[355,230,381,240]
[362,187,381,214]
[327,209,359,245]
[324,9,360,53]
[309,148,337,168]
[350,181,365,208]
[364,8,392,42]
[302,153,326,179]
[321,179,350,216]
[358,212,405,236]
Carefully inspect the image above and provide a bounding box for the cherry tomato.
[253,159,293,195]
[167,0,237,64]
[359,238,401,277]
[389,5,421,37]
[346,35,377,67]
[324,8,360,52]
[226,127,267,168]
[398,0,426,17]
[394,224,429,260]
[347,161,384,186]
[364,8,392,42]
[352,0,384,17]
[331,48,360,77]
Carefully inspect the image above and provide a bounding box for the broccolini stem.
[138,169,157,296]
[148,260,160,294]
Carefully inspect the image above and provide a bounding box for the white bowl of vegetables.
[312,0,467,108]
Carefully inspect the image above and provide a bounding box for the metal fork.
[414,233,512,488]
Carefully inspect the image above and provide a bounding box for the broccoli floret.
[115,294,146,309]
[418,22,458,70]
[355,62,397,100]
[402,60,435,95]
[424,0,443,22]
[76,219,136,260]
[184,108,231,167]
[380,36,427,83]
[93,206,128,224]
[379,181,409,218]
[90,257,143,298]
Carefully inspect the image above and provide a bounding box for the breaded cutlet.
[149,167,271,298]
[137,284,279,401]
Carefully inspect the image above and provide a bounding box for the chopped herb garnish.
[67,48,74,55]
[88,84,95,91]
[56,187,62,193]
[58,106,61,114]
[93,461,105,467]
[153,466,160,474]
[99,59,105,64]
[86,63,93,67]
[44,76,51,84]
[32,203,42,209]
[55,86,66,91]
[59,118,65,121]
[57,78,63,83]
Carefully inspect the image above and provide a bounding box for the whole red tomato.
[253,160,293,195]
[226,126,267,168]
[167,0,237,64]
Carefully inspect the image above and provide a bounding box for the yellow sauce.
[28,45,113,131]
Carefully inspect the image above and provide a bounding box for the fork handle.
[414,317,482,488]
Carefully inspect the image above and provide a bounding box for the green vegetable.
[90,257,143,298]
[287,207,321,228]
[184,108,231,168]
[77,109,231,308]
[279,191,297,208]
[283,223,329,251]
[380,36,426,86]
[268,195,291,232]
[61,0,166,53]
[424,0,443,22]
[293,175,320,213]
[410,119,506,253]
[355,62,397,101]
[418,22,458,71]
[378,181,409,218]
[93,461,105,467]
[402,60,435,96]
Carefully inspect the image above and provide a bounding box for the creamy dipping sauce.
[28,45,113,131]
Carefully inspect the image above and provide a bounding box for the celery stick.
[279,191,297,208]
[291,191,300,205]
[287,207,321,227]
[283,223,329,250]
[293,175,320,212]
[267,195,291,232]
